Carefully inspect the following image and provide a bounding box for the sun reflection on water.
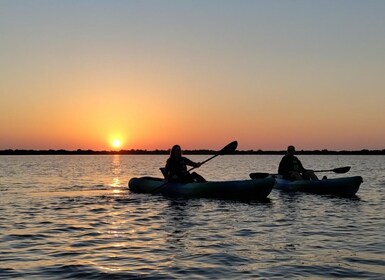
[110,155,123,192]
[111,177,121,188]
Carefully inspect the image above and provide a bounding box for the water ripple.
[0,155,384,279]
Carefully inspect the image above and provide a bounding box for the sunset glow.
[1,1,385,151]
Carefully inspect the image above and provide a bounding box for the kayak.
[274,176,363,196]
[128,177,275,200]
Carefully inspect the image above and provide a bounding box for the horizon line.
[1,148,385,156]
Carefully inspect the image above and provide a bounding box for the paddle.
[187,140,238,172]
[151,141,238,194]
[249,172,271,179]
[249,166,351,179]
[313,166,351,174]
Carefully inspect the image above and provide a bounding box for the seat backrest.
[159,167,167,178]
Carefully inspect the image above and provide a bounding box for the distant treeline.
[1,149,385,155]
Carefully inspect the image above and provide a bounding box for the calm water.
[1,154,384,279]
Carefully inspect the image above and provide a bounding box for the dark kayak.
[274,176,363,196]
[128,177,275,200]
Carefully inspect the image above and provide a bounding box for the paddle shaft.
[313,166,350,173]
[187,154,219,172]
[250,166,351,179]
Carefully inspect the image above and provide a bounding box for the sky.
[1,0,385,151]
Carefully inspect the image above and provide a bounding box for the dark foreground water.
[1,154,384,279]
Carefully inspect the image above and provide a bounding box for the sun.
[112,139,122,149]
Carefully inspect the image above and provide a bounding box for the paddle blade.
[333,166,351,173]
[218,141,238,155]
[249,172,270,179]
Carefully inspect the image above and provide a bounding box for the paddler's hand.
[196,162,202,168]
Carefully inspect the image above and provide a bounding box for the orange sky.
[1,1,385,151]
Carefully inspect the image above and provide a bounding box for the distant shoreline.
[1,149,385,155]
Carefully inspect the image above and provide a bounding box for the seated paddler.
[278,145,318,181]
[163,144,206,183]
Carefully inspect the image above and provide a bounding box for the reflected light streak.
[111,177,121,188]
[110,155,123,193]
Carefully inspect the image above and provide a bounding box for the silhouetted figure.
[163,145,206,183]
[278,145,318,180]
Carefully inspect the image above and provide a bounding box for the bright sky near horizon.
[1,0,385,151]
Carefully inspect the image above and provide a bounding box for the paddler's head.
[287,145,295,156]
[170,145,182,158]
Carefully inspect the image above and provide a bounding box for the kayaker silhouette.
[278,145,318,180]
[162,145,206,183]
